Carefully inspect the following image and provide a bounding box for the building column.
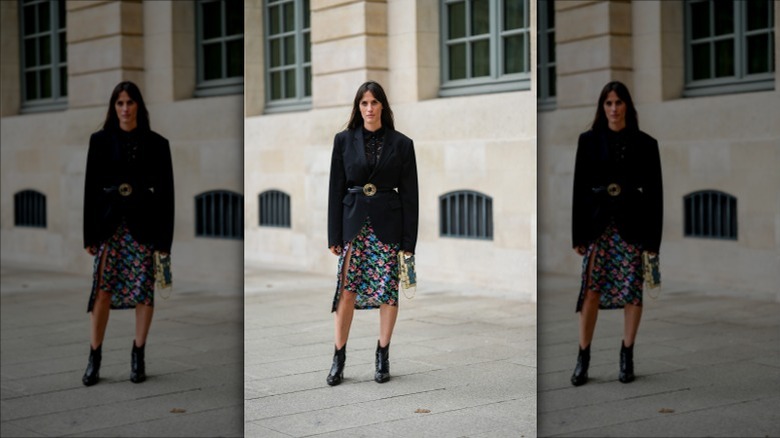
[0,1,20,116]
[67,0,144,108]
[310,0,388,108]
[555,0,633,109]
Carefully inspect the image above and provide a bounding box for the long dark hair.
[590,81,638,132]
[346,81,395,131]
[102,81,150,132]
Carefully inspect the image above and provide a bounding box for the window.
[195,190,243,239]
[265,0,311,112]
[537,0,555,109]
[685,0,775,96]
[440,0,530,96]
[14,190,46,228]
[259,190,291,228]
[440,190,493,240]
[19,0,67,111]
[196,0,244,96]
[684,190,737,240]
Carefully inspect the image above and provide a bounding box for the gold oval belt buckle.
[363,183,377,197]
[118,183,133,197]
[607,183,621,197]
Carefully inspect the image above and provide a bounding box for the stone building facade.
[537,0,780,299]
[1,1,244,287]
[244,0,538,300]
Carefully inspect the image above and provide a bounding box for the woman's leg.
[134,303,154,347]
[378,304,398,348]
[623,303,642,347]
[334,243,356,349]
[90,249,112,349]
[578,290,600,349]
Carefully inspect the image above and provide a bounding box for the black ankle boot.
[374,341,390,383]
[570,344,590,386]
[619,341,635,383]
[130,341,146,383]
[82,344,102,386]
[326,344,346,386]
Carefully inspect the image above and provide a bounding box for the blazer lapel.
[368,129,397,180]
[352,129,369,172]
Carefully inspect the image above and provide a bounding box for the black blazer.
[572,129,663,253]
[83,128,175,253]
[327,128,419,253]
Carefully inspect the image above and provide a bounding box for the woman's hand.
[574,246,586,256]
[86,245,98,256]
[329,245,342,256]
[402,251,414,258]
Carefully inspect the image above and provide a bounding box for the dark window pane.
[269,5,280,35]
[25,71,37,100]
[58,0,66,29]
[504,34,523,74]
[690,1,710,39]
[304,31,311,62]
[226,38,243,77]
[271,71,282,99]
[746,34,770,74]
[549,65,556,96]
[714,39,734,77]
[270,38,281,67]
[40,35,51,65]
[284,1,295,32]
[226,0,243,35]
[472,0,490,35]
[25,38,37,68]
[304,66,311,96]
[284,68,296,98]
[59,32,66,62]
[303,0,310,28]
[38,1,51,32]
[39,68,52,98]
[202,1,222,40]
[505,0,523,30]
[548,31,555,62]
[713,0,733,36]
[203,42,222,80]
[747,0,770,30]
[547,1,555,27]
[448,1,466,39]
[60,66,67,96]
[472,39,490,77]
[24,4,36,34]
[284,35,295,65]
[691,42,711,80]
[449,43,467,80]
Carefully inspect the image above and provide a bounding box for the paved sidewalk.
[538,274,780,437]
[0,264,244,437]
[244,267,537,437]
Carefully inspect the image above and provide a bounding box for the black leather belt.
[104,184,154,197]
[592,184,642,197]
[347,184,395,197]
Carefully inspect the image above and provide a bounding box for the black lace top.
[116,128,141,164]
[606,128,628,164]
[362,126,385,171]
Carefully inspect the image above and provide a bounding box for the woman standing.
[82,81,175,386]
[570,81,662,386]
[326,81,419,386]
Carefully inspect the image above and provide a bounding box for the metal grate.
[684,190,737,240]
[259,190,291,228]
[195,190,243,239]
[439,190,493,240]
[14,189,47,228]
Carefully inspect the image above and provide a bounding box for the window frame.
[195,0,244,97]
[259,189,292,228]
[684,0,775,97]
[264,0,312,113]
[14,189,47,228]
[18,0,67,113]
[537,0,555,110]
[194,190,244,239]
[683,190,737,240]
[439,190,494,240]
[439,0,531,97]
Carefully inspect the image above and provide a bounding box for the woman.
[326,81,418,386]
[570,81,662,386]
[82,81,174,386]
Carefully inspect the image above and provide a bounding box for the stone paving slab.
[1,264,244,437]
[244,266,537,437]
[538,273,780,438]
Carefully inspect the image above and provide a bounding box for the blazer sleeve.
[399,139,419,253]
[572,132,591,249]
[83,133,101,249]
[643,138,663,253]
[327,133,346,247]
[155,138,175,253]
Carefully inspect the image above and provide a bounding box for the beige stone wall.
[1,1,243,288]
[539,1,780,300]
[245,1,538,300]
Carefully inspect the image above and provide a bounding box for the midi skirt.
[576,223,643,312]
[332,219,400,312]
[87,221,155,312]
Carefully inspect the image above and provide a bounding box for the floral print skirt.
[332,219,400,312]
[576,223,643,312]
[87,221,155,312]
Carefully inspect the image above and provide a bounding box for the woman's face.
[115,91,138,130]
[359,91,383,128]
[603,90,626,130]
